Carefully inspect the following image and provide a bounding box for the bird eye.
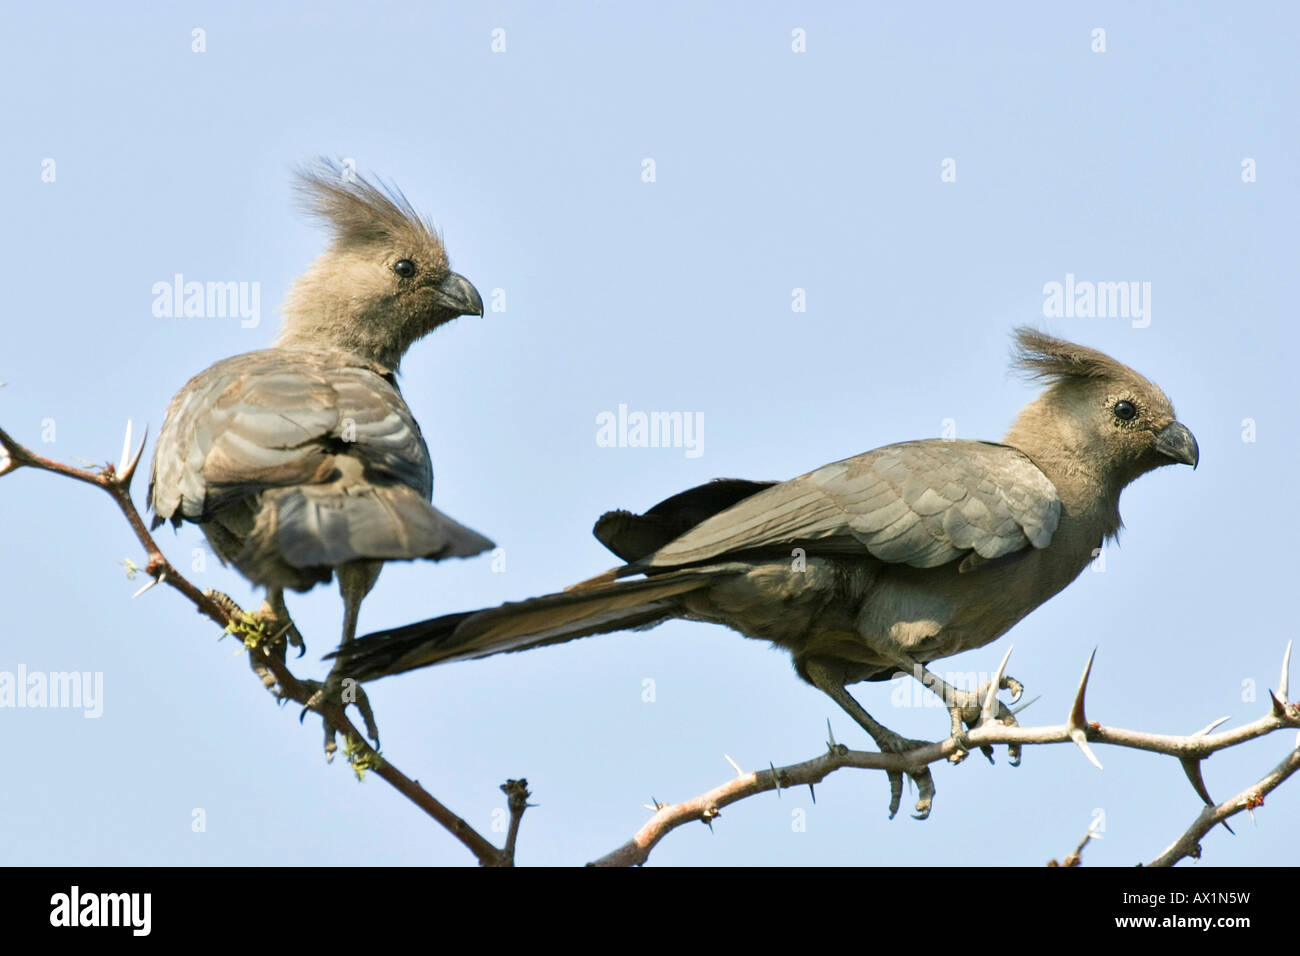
[1113,400,1138,422]
[392,259,417,278]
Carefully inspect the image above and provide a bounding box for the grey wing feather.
[149,348,490,568]
[275,484,492,567]
[645,440,1060,571]
[151,349,432,523]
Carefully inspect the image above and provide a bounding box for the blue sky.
[1,1,1296,866]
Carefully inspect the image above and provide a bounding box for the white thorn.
[1193,716,1231,737]
[131,570,165,599]
[723,754,744,778]
[1010,694,1042,716]
[129,431,148,475]
[1280,641,1293,703]
[1069,727,1104,770]
[119,419,134,473]
[981,644,1015,722]
[1070,648,1098,728]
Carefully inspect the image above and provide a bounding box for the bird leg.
[204,587,305,700]
[260,587,305,653]
[854,635,1023,763]
[206,587,303,654]
[305,561,383,758]
[804,659,936,820]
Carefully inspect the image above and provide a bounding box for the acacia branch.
[500,779,532,866]
[0,422,521,867]
[1147,745,1300,866]
[591,646,1300,867]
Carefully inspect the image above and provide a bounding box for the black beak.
[1155,421,1199,469]
[433,271,483,317]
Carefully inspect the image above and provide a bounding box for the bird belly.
[681,558,882,663]
[202,494,331,592]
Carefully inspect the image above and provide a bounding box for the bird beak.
[433,272,484,317]
[1155,421,1199,469]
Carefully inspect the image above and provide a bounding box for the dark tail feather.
[330,569,720,682]
[592,478,776,562]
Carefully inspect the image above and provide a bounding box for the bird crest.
[294,158,442,255]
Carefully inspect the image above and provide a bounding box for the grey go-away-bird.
[333,329,1198,816]
[149,163,493,720]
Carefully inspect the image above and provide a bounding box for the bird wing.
[642,440,1060,571]
[593,477,777,563]
[149,347,433,525]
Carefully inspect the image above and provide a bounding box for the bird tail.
[328,569,720,682]
[273,484,493,568]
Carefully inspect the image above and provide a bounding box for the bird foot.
[946,681,1024,770]
[870,728,936,821]
[944,673,1024,764]
[207,590,303,654]
[300,671,381,762]
[250,598,304,654]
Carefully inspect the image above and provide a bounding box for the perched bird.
[333,329,1197,814]
[149,162,493,714]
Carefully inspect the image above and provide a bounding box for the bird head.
[276,161,483,370]
[1004,328,1198,498]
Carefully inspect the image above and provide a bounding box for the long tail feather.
[330,569,721,681]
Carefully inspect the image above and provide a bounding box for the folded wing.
[640,440,1060,572]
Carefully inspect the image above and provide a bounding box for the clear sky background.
[1,1,1296,867]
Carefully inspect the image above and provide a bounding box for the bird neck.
[275,305,407,371]
[275,255,413,369]
[1003,399,1124,541]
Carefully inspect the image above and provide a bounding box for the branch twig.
[591,645,1300,867]
[1147,746,1300,866]
[0,422,523,867]
[500,779,532,866]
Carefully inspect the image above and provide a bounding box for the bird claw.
[251,599,304,653]
[1007,741,1022,767]
[208,590,303,655]
[1004,676,1024,704]
[949,727,972,764]
[945,672,1026,765]
[300,677,341,759]
[872,728,936,820]
[972,671,1024,715]
[299,674,380,761]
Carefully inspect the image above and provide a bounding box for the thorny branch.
[1147,747,1300,866]
[5,420,1298,869]
[500,779,532,866]
[1048,820,1103,867]
[590,644,1300,867]
[0,421,523,867]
